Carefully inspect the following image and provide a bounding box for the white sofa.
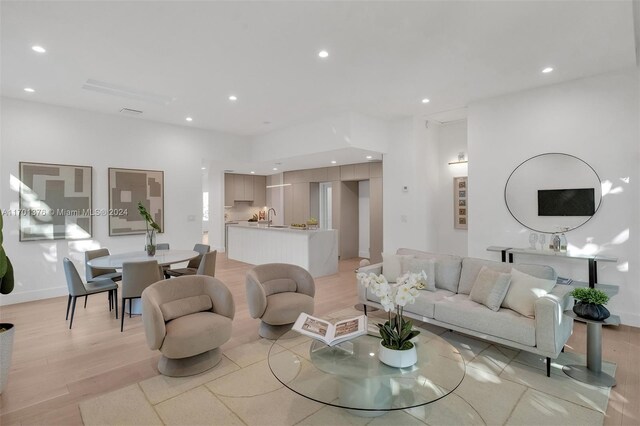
[357,248,574,376]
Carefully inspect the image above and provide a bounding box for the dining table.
[87,249,199,314]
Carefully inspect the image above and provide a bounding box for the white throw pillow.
[404,257,436,291]
[502,268,556,318]
[382,253,413,282]
[469,266,511,311]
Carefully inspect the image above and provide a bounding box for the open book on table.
[292,313,367,346]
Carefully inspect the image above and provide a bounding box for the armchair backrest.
[249,263,315,297]
[85,248,116,281]
[63,258,87,296]
[122,260,162,299]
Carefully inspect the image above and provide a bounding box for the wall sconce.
[448,152,468,165]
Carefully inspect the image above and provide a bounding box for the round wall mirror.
[504,153,602,233]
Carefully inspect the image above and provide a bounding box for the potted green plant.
[0,214,16,394]
[357,271,427,367]
[571,287,610,321]
[137,202,161,256]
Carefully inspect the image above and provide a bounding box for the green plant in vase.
[570,287,610,321]
[357,270,427,367]
[137,202,161,256]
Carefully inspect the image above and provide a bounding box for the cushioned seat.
[366,287,454,319]
[262,292,315,325]
[142,275,234,376]
[435,294,536,346]
[246,263,315,339]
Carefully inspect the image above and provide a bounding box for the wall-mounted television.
[538,188,595,216]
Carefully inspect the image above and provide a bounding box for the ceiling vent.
[120,108,143,116]
[82,79,175,105]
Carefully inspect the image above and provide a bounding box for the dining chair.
[156,243,171,277]
[166,244,210,277]
[63,258,118,329]
[196,250,217,277]
[121,260,163,332]
[85,248,123,283]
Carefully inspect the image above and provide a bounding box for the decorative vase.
[0,323,15,394]
[378,341,417,368]
[573,302,610,321]
[145,229,156,256]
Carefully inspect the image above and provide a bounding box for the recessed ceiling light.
[318,50,329,58]
[421,98,430,104]
[24,87,35,93]
[185,117,193,122]
[331,160,337,164]
[228,95,238,101]
[250,171,255,174]
[201,167,206,170]
[542,67,554,74]
[31,45,46,53]
[366,155,373,159]
[272,167,278,171]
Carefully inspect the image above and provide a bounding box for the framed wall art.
[108,168,164,236]
[454,176,468,230]
[19,162,93,241]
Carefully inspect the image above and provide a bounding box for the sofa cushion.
[435,294,536,347]
[160,295,212,321]
[469,266,512,311]
[405,258,436,291]
[396,249,462,292]
[458,258,557,295]
[382,253,413,282]
[502,268,556,318]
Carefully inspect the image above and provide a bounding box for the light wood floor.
[0,255,638,425]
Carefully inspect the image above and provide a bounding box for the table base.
[563,365,616,387]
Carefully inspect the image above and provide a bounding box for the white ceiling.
[1,1,636,139]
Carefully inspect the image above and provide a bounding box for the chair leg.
[108,290,112,311]
[121,299,126,332]
[546,357,551,377]
[363,304,368,316]
[84,295,88,308]
[114,293,118,319]
[129,300,132,318]
[69,296,78,329]
[65,295,72,320]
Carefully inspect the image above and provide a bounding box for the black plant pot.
[573,302,610,321]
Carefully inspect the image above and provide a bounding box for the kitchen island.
[227,224,338,277]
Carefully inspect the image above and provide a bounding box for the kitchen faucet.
[267,208,276,227]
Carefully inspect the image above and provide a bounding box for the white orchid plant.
[357,271,428,350]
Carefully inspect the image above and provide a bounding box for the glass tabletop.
[267,323,465,414]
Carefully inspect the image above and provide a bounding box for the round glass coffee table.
[268,324,465,417]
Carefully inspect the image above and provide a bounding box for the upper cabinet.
[225,173,266,205]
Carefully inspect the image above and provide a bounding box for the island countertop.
[226,224,338,277]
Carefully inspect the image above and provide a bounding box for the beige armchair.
[246,263,315,339]
[141,275,234,377]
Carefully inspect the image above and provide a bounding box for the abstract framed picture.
[19,162,93,241]
[454,176,468,230]
[108,168,164,236]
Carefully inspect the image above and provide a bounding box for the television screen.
[537,188,595,216]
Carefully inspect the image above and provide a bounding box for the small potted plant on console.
[571,287,610,321]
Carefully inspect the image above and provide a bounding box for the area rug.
[80,308,615,425]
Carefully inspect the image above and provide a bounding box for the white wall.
[437,120,468,256]
[1,97,247,305]
[383,117,439,253]
[468,68,640,326]
[358,180,370,258]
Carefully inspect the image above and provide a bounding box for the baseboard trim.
[0,286,68,306]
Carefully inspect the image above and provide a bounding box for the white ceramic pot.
[0,323,15,394]
[378,341,417,368]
